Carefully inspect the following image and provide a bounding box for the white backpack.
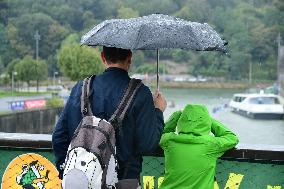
[62,75,142,189]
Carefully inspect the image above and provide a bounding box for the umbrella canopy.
[81,14,227,90]
[81,14,226,52]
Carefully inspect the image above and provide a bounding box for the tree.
[57,44,104,81]
[117,7,139,19]
[15,56,48,89]
[0,1,9,25]
[60,33,80,47]
[82,11,97,30]
[0,24,7,54]
[1,0,283,81]
[273,0,284,11]
[7,59,21,79]
[91,0,120,20]
[135,63,167,74]
[174,0,211,22]
[50,4,84,31]
[171,49,191,63]
[0,23,16,68]
[132,50,145,68]
[128,0,178,16]
[0,57,3,75]
[50,33,79,76]
[6,13,68,59]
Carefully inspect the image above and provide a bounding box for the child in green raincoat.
[159,104,239,189]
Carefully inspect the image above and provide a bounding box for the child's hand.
[164,110,182,133]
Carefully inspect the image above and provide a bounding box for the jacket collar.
[104,67,129,75]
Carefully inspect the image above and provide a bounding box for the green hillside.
[0,0,283,82]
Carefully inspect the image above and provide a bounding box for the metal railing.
[0,135,284,188]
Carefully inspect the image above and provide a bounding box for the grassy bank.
[146,81,274,89]
[0,91,51,98]
[0,111,12,116]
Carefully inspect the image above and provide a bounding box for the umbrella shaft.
[157,49,159,91]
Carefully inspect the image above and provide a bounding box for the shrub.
[46,97,64,108]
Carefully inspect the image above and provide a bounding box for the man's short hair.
[103,46,131,64]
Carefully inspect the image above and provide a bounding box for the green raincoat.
[159,104,238,189]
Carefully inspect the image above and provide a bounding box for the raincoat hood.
[177,104,212,135]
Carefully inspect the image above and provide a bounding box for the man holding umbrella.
[53,13,227,188]
[52,45,167,187]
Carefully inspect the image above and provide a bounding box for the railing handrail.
[0,132,284,162]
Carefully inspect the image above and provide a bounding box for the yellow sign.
[142,174,282,189]
[143,176,154,189]
[1,153,61,189]
[222,173,244,189]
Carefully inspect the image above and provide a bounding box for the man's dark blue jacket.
[52,67,164,179]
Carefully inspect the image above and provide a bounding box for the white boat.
[229,93,284,119]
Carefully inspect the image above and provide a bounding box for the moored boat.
[229,93,284,119]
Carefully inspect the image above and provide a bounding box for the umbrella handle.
[156,49,159,91]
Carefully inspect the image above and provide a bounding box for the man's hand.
[153,91,167,112]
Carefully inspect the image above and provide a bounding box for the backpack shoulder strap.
[108,78,142,127]
[80,75,96,116]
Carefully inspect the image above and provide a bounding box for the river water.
[160,88,284,148]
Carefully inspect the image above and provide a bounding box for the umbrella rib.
[188,24,203,51]
[133,23,146,49]
[95,22,113,47]
[82,21,110,46]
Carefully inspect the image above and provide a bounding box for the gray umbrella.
[81,14,227,89]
